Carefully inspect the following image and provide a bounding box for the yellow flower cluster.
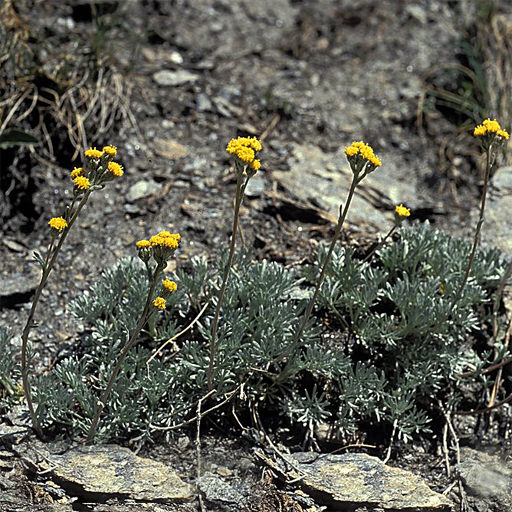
[226,136,262,171]
[135,239,151,249]
[136,231,181,264]
[474,118,509,140]
[162,278,178,293]
[344,141,382,168]
[395,204,411,217]
[48,217,68,232]
[84,147,103,159]
[70,145,123,189]
[103,145,117,157]
[149,231,181,249]
[70,167,85,179]
[73,176,90,191]
[153,297,166,310]
[108,161,124,178]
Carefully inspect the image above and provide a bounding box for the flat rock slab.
[153,69,199,86]
[259,451,453,511]
[273,144,419,233]
[483,166,512,256]
[153,137,189,159]
[40,444,195,503]
[457,447,512,510]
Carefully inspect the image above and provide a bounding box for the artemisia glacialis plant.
[21,145,123,438]
[448,119,510,314]
[3,123,509,447]
[291,141,382,352]
[85,230,180,443]
[207,136,262,391]
[26,223,508,445]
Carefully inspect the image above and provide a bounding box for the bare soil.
[1,1,512,511]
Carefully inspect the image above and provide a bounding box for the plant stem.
[362,224,398,264]
[85,265,163,443]
[293,173,359,346]
[207,173,243,391]
[21,191,91,437]
[446,145,492,318]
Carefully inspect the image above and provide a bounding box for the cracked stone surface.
[25,444,195,503]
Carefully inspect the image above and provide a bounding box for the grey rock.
[198,472,247,506]
[2,238,26,252]
[0,265,40,307]
[482,166,512,255]
[457,447,512,509]
[293,452,453,511]
[28,444,195,502]
[491,165,512,192]
[167,51,184,64]
[258,451,453,511]
[274,144,419,233]
[153,69,199,86]
[0,425,31,445]
[154,137,189,159]
[124,203,140,214]
[127,180,162,202]
[244,175,265,198]
[196,92,213,112]
[406,5,428,24]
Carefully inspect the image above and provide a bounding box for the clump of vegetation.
[0,123,510,453]
[4,220,509,446]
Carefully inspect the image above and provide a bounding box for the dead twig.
[146,301,209,373]
[149,384,243,432]
[383,418,398,464]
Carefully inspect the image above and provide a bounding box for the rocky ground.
[1,0,512,511]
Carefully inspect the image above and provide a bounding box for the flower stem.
[362,224,398,264]
[293,173,359,346]
[21,191,91,437]
[207,173,244,391]
[85,264,163,443]
[446,145,492,318]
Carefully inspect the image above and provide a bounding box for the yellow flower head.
[48,217,68,232]
[136,239,151,249]
[498,129,510,141]
[236,146,255,164]
[149,234,179,249]
[474,118,506,135]
[70,167,85,179]
[239,136,262,151]
[344,146,359,157]
[108,161,124,178]
[153,297,166,310]
[84,147,103,159]
[395,204,411,218]
[482,118,501,133]
[73,176,90,191]
[103,145,117,157]
[162,279,178,293]
[344,141,382,168]
[473,125,487,136]
[250,159,261,171]
[226,136,262,170]
[158,231,181,243]
[474,118,510,145]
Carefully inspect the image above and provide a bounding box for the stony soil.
[1,1,512,511]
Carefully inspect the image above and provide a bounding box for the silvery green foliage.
[0,326,20,409]
[302,221,509,441]
[33,253,321,442]
[27,223,510,444]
